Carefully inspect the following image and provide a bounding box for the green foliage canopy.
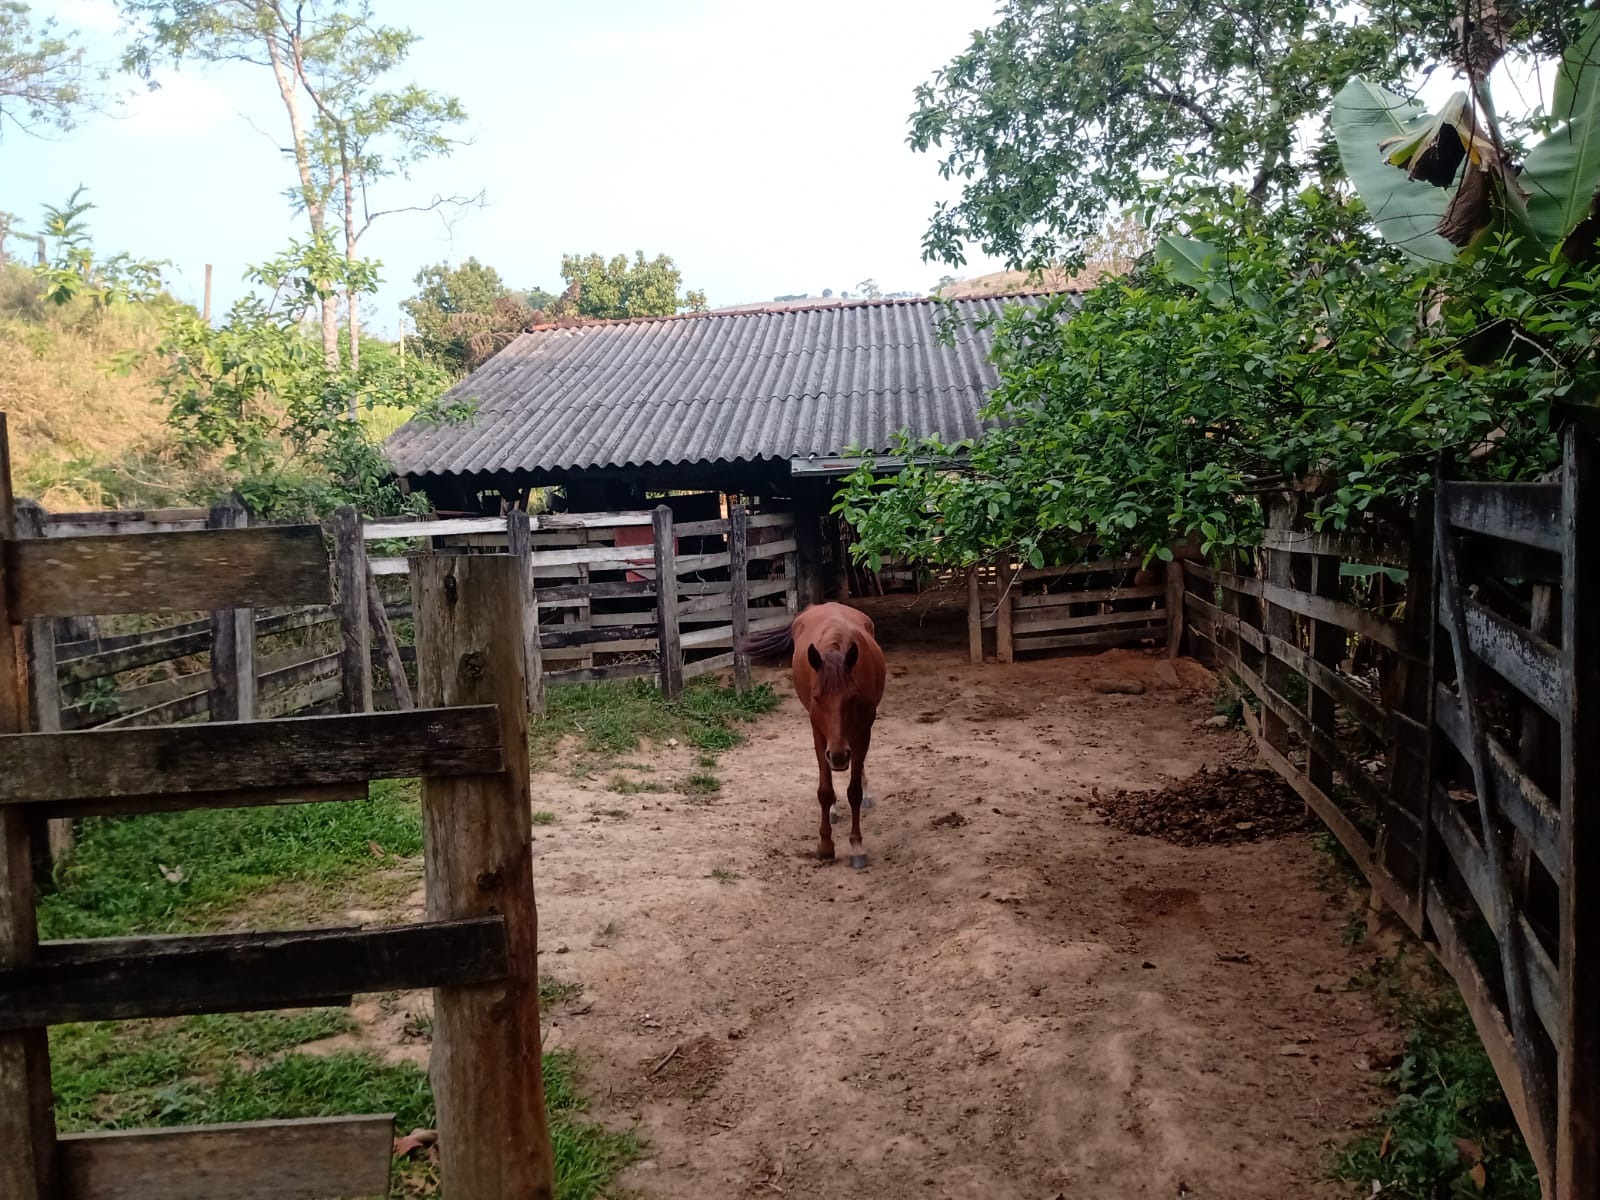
[557,251,707,320]
[403,257,550,371]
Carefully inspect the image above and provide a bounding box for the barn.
[384,292,1060,602]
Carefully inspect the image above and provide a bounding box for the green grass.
[50,1012,636,1199]
[608,777,668,795]
[530,677,779,776]
[682,772,722,796]
[532,810,558,826]
[540,978,584,1007]
[709,867,740,884]
[1330,949,1540,1199]
[38,780,425,939]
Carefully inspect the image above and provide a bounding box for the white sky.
[3,0,1013,333]
[1,2,1559,335]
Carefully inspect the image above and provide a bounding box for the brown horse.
[740,602,887,869]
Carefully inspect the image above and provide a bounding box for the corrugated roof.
[385,292,1069,478]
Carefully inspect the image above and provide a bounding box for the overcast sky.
[4,0,1013,334]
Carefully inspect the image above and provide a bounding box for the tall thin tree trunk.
[342,147,360,391]
[266,31,340,370]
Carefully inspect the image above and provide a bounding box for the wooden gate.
[0,416,555,1200]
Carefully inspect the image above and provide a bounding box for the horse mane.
[813,647,855,694]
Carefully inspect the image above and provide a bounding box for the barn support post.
[1261,498,1296,756]
[1306,551,1347,795]
[654,505,684,699]
[207,497,257,723]
[505,510,546,714]
[331,506,373,713]
[411,553,555,1200]
[967,565,984,664]
[1164,559,1185,659]
[1559,429,1600,1199]
[792,485,828,609]
[0,414,56,1200]
[995,554,1016,664]
[729,504,752,692]
[365,568,414,711]
[13,500,72,871]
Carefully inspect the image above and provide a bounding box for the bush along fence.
[967,551,1190,664]
[1177,429,1597,1200]
[0,411,558,1199]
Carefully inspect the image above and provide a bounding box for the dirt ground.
[362,594,1399,1198]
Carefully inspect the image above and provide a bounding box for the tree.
[556,251,707,320]
[855,278,882,300]
[120,0,469,373]
[404,256,549,371]
[908,0,1460,268]
[1,1,95,137]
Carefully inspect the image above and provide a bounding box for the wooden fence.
[0,413,556,1199]
[967,553,1186,664]
[1177,431,1597,1199]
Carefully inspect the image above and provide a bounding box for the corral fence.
[1176,429,1596,1200]
[0,409,558,1199]
[966,551,1189,663]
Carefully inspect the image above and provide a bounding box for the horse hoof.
[849,854,869,870]
[818,846,836,862]
[829,808,841,824]
[861,794,875,809]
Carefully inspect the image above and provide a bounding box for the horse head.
[806,640,861,772]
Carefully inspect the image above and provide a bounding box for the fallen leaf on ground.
[393,1128,437,1158]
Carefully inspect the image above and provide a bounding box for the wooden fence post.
[411,553,554,1200]
[654,505,684,699]
[1261,498,1296,756]
[967,565,984,664]
[13,501,72,870]
[1164,558,1185,659]
[0,414,56,1200]
[729,505,752,692]
[505,510,546,714]
[1306,552,1347,794]
[996,555,1015,664]
[331,506,373,713]
[208,498,257,722]
[1560,429,1600,1200]
[365,568,414,711]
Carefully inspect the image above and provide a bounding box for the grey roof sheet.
[385,293,1064,478]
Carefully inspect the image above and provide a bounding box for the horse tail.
[738,620,795,663]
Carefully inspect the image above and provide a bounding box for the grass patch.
[540,977,584,1008]
[1331,948,1539,1199]
[531,677,778,776]
[532,810,558,826]
[608,777,667,795]
[51,1012,635,1198]
[709,867,740,884]
[39,780,424,939]
[682,773,721,795]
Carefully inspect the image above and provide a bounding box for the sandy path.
[522,597,1389,1199]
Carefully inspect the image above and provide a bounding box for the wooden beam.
[1012,607,1165,634]
[1560,430,1600,1199]
[729,505,752,691]
[58,1115,394,1200]
[207,499,256,723]
[1165,560,1185,658]
[505,510,545,715]
[412,553,555,1200]
[967,566,984,664]
[1441,480,1562,553]
[6,526,329,619]
[1307,552,1348,794]
[655,505,683,700]
[996,555,1015,664]
[8,917,507,1029]
[330,507,372,714]
[365,567,413,711]
[1011,623,1166,653]
[1459,595,1562,720]
[1260,524,1412,568]
[0,707,503,809]
[1012,583,1164,610]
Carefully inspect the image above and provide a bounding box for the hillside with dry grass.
[0,265,210,510]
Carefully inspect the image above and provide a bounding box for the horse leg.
[846,736,870,870]
[860,766,873,810]
[813,729,836,861]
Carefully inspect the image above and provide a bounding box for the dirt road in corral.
[526,594,1392,1199]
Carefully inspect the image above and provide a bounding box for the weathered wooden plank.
[1260,524,1412,568]
[7,526,330,619]
[1434,685,1561,880]
[730,505,752,691]
[412,553,555,1200]
[996,556,1016,664]
[535,510,652,531]
[55,615,211,664]
[330,507,372,714]
[1306,553,1348,794]
[207,500,256,723]
[1215,568,1423,659]
[1016,555,1142,582]
[1012,583,1164,610]
[1011,623,1166,654]
[365,568,413,711]
[60,668,210,730]
[9,917,507,1029]
[1458,596,1562,720]
[684,650,737,681]
[58,1115,394,1200]
[93,682,212,731]
[1441,480,1562,552]
[656,506,684,700]
[0,413,56,1200]
[0,706,502,808]
[529,542,662,569]
[506,510,546,715]
[1561,429,1600,1197]
[1261,505,1298,757]
[1165,560,1185,659]
[534,578,655,603]
[258,674,344,721]
[545,660,661,686]
[362,516,507,539]
[1013,607,1165,635]
[57,625,213,686]
[675,550,733,574]
[747,537,798,561]
[258,650,342,697]
[539,623,660,650]
[967,566,984,664]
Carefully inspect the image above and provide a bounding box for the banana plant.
[1332,11,1600,263]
